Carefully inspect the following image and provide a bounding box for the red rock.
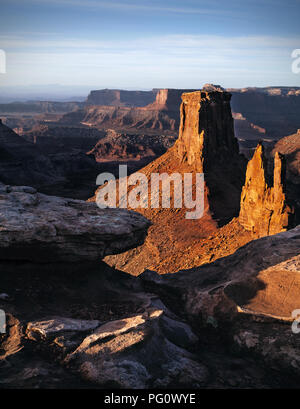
[239,143,294,237]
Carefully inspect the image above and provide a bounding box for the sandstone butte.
[90,90,294,275]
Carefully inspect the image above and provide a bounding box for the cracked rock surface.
[0,184,150,263]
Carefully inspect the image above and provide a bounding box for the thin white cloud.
[1,34,298,88]
[5,0,245,16]
[1,34,299,51]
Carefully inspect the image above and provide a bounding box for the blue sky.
[0,0,300,93]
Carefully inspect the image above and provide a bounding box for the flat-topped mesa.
[146,88,196,111]
[175,91,239,169]
[86,89,156,107]
[239,143,294,237]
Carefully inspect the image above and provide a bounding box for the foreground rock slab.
[0,184,150,263]
[140,226,300,376]
[26,317,101,341]
[63,309,207,389]
[1,237,299,388]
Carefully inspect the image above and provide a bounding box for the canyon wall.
[230,87,300,139]
[0,101,83,114]
[61,89,197,133]
[86,89,157,107]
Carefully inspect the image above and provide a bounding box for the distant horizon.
[1,0,300,90]
[1,83,300,103]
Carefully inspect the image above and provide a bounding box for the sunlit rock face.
[175,91,239,169]
[239,143,294,237]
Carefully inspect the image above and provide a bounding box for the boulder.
[0,184,150,262]
[26,317,101,341]
[64,308,207,388]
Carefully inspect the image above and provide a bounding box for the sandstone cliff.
[239,143,293,237]
[0,101,83,114]
[86,89,157,107]
[60,104,179,133]
[176,90,239,169]
[60,89,197,134]
[229,87,300,139]
[146,88,195,111]
[271,130,300,185]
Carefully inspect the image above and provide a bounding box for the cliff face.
[147,88,195,111]
[239,143,293,237]
[62,89,197,134]
[86,89,157,107]
[61,104,178,132]
[270,131,300,225]
[0,101,83,114]
[229,87,300,139]
[271,130,300,184]
[175,91,239,169]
